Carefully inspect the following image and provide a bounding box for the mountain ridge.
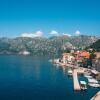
[0,35,99,55]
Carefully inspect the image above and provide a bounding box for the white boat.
[68,69,72,75]
[53,59,60,64]
[88,78,98,84]
[84,75,92,79]
[88,78,100,88]
[88,83,100,88]
[80,81,87,90]
[91,70,99,75]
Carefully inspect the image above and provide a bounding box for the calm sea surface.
[0,55,99,100]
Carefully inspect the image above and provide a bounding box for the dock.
[73,69,81,90]
[91,91,100,100]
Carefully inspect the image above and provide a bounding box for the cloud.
[35,31,43,37]
[21,31,43,38]
[75,30,81,35]
[62,33,72,37]
[49,30,59,36]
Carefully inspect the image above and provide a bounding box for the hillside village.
[52,48,100,91]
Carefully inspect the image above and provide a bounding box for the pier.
[91,91,100,100]
[73,69,81,90]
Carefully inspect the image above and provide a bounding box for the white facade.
[19,51,30,55]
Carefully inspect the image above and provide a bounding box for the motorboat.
[88,78,100,88]
[88,83,100,88]
[84,75,92,79]
[68,69,73,76]
[88,78,98,84]
[80,81,87,90]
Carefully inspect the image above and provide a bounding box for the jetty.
[73,69,81,90]
[91,91,100,100]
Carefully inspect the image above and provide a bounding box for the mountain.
[70,35,98,48]
[89,39,100,51]
[0,35,99,56]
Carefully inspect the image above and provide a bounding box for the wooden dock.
[73,69,81,90]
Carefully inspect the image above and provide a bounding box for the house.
[62,53,75,64]
[80,50,90,59]
[19,50,30,55]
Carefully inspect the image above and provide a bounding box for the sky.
[0,0,100,37]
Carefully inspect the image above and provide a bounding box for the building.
[19,50,30,55]
[62,53,75,64]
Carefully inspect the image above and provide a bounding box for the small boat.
[88,83,100,88]
[80,81,87,90]
[84,75,92,79]
[53,59,60,64]
[88,78,98,84]
[91,70,99,75]
[68,69,73,76]
[88,78,100,88]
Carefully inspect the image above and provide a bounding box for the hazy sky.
[0,0,100,37]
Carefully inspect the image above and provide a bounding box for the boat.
[88,83,100,88]
[88,78,100,88]
[68,69,73,76]
[91,70,99,75]
[53,59,60,64]
[84,75,92,79]
[88,78,98,84]
[80,81,87,90]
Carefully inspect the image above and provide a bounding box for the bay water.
[0,55,99,100]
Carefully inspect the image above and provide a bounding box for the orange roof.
[80,52,90,58]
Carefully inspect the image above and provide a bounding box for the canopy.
[80,81,87,85]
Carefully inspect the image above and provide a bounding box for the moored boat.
[68,69,73,76]
[84,75,92,79]
[88,78,100,88]
[80,81,87,90]
[88,83,100,88]
[88,78,98,84]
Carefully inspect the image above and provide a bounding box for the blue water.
[0,55,99,100]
